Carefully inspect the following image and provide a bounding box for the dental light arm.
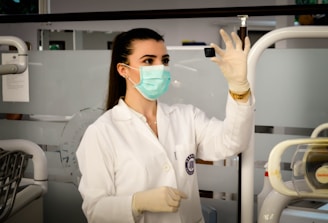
[0,36,28,75]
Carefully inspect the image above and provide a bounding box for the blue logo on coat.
[185,154,195,175]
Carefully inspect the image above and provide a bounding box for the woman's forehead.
[130,39,167,56]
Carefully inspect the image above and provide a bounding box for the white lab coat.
[76,95,254,223]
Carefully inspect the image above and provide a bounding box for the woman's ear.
[117,63,127,78]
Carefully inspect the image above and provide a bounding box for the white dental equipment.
[268,137,328,199]
[244,26,328,223]
[0,36,28,75]
[0,139,48,193]
[0,139,48,222]
[258,123,328,223]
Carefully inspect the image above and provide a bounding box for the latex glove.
[132,186,187,214]
[210,29,251,93]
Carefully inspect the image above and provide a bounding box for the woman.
[76,27,254,223]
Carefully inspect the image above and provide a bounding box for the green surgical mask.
[123,64,171,101]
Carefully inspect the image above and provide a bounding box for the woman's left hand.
[210,29,251,94]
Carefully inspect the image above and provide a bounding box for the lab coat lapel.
[157,102,171,145]
[113,99,162,146]
[157,102,179,150]
[157,102,181,167]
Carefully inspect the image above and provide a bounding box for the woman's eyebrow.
[139,54,170,60]
[139,54,156,59]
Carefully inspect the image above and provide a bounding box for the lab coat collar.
[111,99,133,121]
[112,98,176,122]
[112,99,176,144]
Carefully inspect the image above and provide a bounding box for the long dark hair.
[106,28,164,110]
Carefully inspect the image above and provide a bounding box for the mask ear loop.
[127,76,137,86]
[119,63,139,86]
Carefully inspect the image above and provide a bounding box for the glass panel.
[1,48,328,223]
[0,50,110,115]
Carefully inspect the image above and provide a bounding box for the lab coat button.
[163,164,170,172]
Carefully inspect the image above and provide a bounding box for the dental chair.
[0,139,47,223]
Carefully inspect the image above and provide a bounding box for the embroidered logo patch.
[185,154,195,175]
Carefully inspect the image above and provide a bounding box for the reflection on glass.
[0,0,38,14]
[38,29,121,50]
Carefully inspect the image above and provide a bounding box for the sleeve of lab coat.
[76,124,135,223]
[195,94,255,160]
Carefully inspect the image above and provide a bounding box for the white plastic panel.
[255,49,328,129]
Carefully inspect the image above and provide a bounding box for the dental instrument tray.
[0,148,31,221]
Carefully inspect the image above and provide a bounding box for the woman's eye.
[163,58,170,65]
[144,58,153,64]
